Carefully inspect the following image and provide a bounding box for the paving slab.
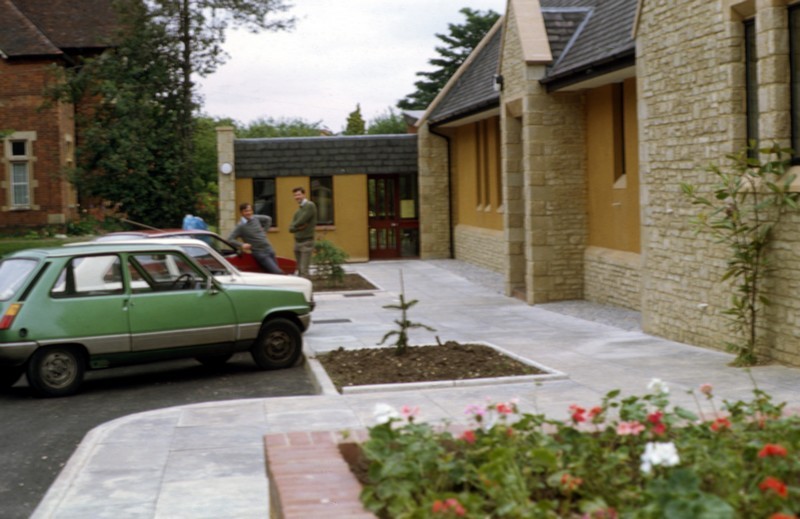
[32,259,800,518]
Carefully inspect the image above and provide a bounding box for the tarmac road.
[0,353,316,519]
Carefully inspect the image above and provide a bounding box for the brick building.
[0,0,116,230]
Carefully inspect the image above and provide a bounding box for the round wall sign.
[219,162,233,175]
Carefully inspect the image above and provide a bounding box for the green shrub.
[361,381,800,518]
[313,239,348,285]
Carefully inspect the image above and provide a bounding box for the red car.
[95,229,297,275]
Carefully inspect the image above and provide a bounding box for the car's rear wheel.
[0,366,24,388]
[26,347,85,398]
[196,353,233,368]
[251,318,302,370]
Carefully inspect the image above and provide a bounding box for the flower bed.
[356,381,800,518]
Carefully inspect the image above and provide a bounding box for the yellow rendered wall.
[234,175,369,263]
[586,78,640,253]
[450,116,503,230]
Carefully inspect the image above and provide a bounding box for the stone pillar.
[417,123,452,259]
[216,126,236,239]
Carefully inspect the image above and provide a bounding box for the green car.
[0,243,311,397]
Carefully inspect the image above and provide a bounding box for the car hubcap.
[265,331,292,362]
[40,352,76,388]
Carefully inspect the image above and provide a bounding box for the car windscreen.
[0,258,39,301]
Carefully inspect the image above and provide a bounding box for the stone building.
[0,0,117,229]
[414,0,800,365]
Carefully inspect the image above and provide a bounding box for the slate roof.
[540,0,637,90]
[0,0,117,58]
[427,24,503,125]
[234,135,418,178]
[425,0,637,126]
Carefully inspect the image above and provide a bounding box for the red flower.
[759,476,788,498]
[768,514,797,519]
[759,444,788,458]
[647,411,667,435]
[710,417,731,431]
[569,404,587,423]
[432,498,466,516]
[560,473,583,491]
[496,402,514,414]
[589,406,603,418]
[461,430,476,444]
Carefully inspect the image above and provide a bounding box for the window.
[51,255,124,297]
[6,138,31,208]
[744,18,759,152]
[253,178,276,226]
[791,6,800,156]
[129,252,202,292]
[311,176,334,225]
[612,82,626,183]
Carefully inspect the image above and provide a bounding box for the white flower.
[373,403,400,425]
[640,441,680,474]
[647,378,670,395]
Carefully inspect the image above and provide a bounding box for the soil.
[311,273,377,292]
[315,341,545,392]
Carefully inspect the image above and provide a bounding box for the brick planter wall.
[264,430,375,518]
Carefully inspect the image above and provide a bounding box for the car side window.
[51,255,124,298]
[183,246,230,275]
[129,252,203,292]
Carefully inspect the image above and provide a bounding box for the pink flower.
[759,444,788,458]
[432,498,466,516]
[465,404,486,417]
[616,421,645,436]
[400,405,419,421]
[699,383,713,396]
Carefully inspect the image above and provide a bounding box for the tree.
[47,0,294,228]
[398,8,500,110]
[238,116,326,138]
[367,107,408,135]
[343,104,366,135]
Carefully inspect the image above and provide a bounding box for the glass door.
[368,174,419,259]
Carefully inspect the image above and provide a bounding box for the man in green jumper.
[289,186,317,277]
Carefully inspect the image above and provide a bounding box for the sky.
[197,1,506,132]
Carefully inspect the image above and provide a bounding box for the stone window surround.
[2,131,38,211]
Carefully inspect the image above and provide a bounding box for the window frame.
[3,133,35,209]
[790,5,800,157]
[252,178,277,227]
[744,17,759,153]
[311,176,334,225]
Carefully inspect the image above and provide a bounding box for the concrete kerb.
[304,341,568,396]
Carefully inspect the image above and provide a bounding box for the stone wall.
[454,224,505,273]
[637,0,800,363]
[417,124,452,259]
[584,247,641,311]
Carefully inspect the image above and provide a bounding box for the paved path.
[33,260,800,518]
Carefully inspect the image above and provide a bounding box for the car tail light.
[0,304,21,330]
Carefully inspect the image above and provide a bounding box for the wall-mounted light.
[219,162,233,175]
[492,74,504,92]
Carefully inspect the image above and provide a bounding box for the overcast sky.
[197,1,506,132]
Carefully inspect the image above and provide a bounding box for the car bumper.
[299,313,311,331]
[0,341,37,365]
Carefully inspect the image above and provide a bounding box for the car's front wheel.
[26,346,85,397]
[251,318,302,370]
[0,366,24,388]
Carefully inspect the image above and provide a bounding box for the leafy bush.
[313,239,348,285]
[360,381,800,518]
[681,143,800,366]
